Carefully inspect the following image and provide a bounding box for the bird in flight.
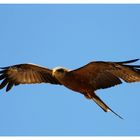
[0,59,140,119]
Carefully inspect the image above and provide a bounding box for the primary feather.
[0,63,61,92]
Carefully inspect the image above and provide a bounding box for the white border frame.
[0,0,140,4]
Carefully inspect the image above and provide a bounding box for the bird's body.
[53,69,89,94]
[1,59,140,119]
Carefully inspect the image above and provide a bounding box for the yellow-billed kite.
[1,59,140,119]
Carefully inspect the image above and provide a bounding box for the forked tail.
[92,94,123,119]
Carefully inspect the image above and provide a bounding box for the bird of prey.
[0,59,140,119]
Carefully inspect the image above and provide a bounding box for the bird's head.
[52,67,70,80]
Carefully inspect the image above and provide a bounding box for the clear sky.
[0,4,140,136]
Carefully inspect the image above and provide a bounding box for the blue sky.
[0,4,140,136]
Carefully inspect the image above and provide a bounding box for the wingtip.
[131,58,139,62]
[0,66,10,70]
[116,59,140,64]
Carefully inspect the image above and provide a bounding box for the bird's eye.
[57,69,64,73]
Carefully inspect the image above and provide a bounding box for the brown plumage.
[1,59,140,119]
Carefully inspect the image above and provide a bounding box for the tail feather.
[92,94,123,119]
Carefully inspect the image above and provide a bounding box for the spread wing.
[0,63,61,92]
[70,59,140,90]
